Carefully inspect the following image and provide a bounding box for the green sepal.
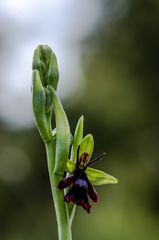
[32,45,59,90]
[70,116,84,163]
[86,167,118,185]
[48,86,71,174]
[79,134,94,162]
[66,159,76,173]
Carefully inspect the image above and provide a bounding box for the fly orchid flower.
[58,117,118,213]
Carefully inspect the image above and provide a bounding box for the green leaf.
[79,134,94,162]
[70,116,84,163]
[86,167,118,185]
[48,86,71,174]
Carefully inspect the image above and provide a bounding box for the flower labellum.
[58,151,105,213]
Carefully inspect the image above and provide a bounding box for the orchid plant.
[32,45,117,240]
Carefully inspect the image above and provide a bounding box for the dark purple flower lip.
[58,170,98,214]
[58,151,105,213]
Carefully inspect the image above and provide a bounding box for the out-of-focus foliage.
[0,0,159,239]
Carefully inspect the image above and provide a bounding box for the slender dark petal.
[87,179,98,203]
[58,174,76,189]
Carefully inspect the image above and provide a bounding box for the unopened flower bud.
[32,45,59,90]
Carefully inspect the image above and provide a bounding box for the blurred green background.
[0,0,159,239]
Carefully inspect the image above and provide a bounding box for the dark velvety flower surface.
[58,169,98,214]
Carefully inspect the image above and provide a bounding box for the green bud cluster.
[32,45,59,143]
[32,45,59,89]
[32,45,71,175]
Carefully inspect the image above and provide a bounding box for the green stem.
[69,205,76,226]
[45,139,72,240]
